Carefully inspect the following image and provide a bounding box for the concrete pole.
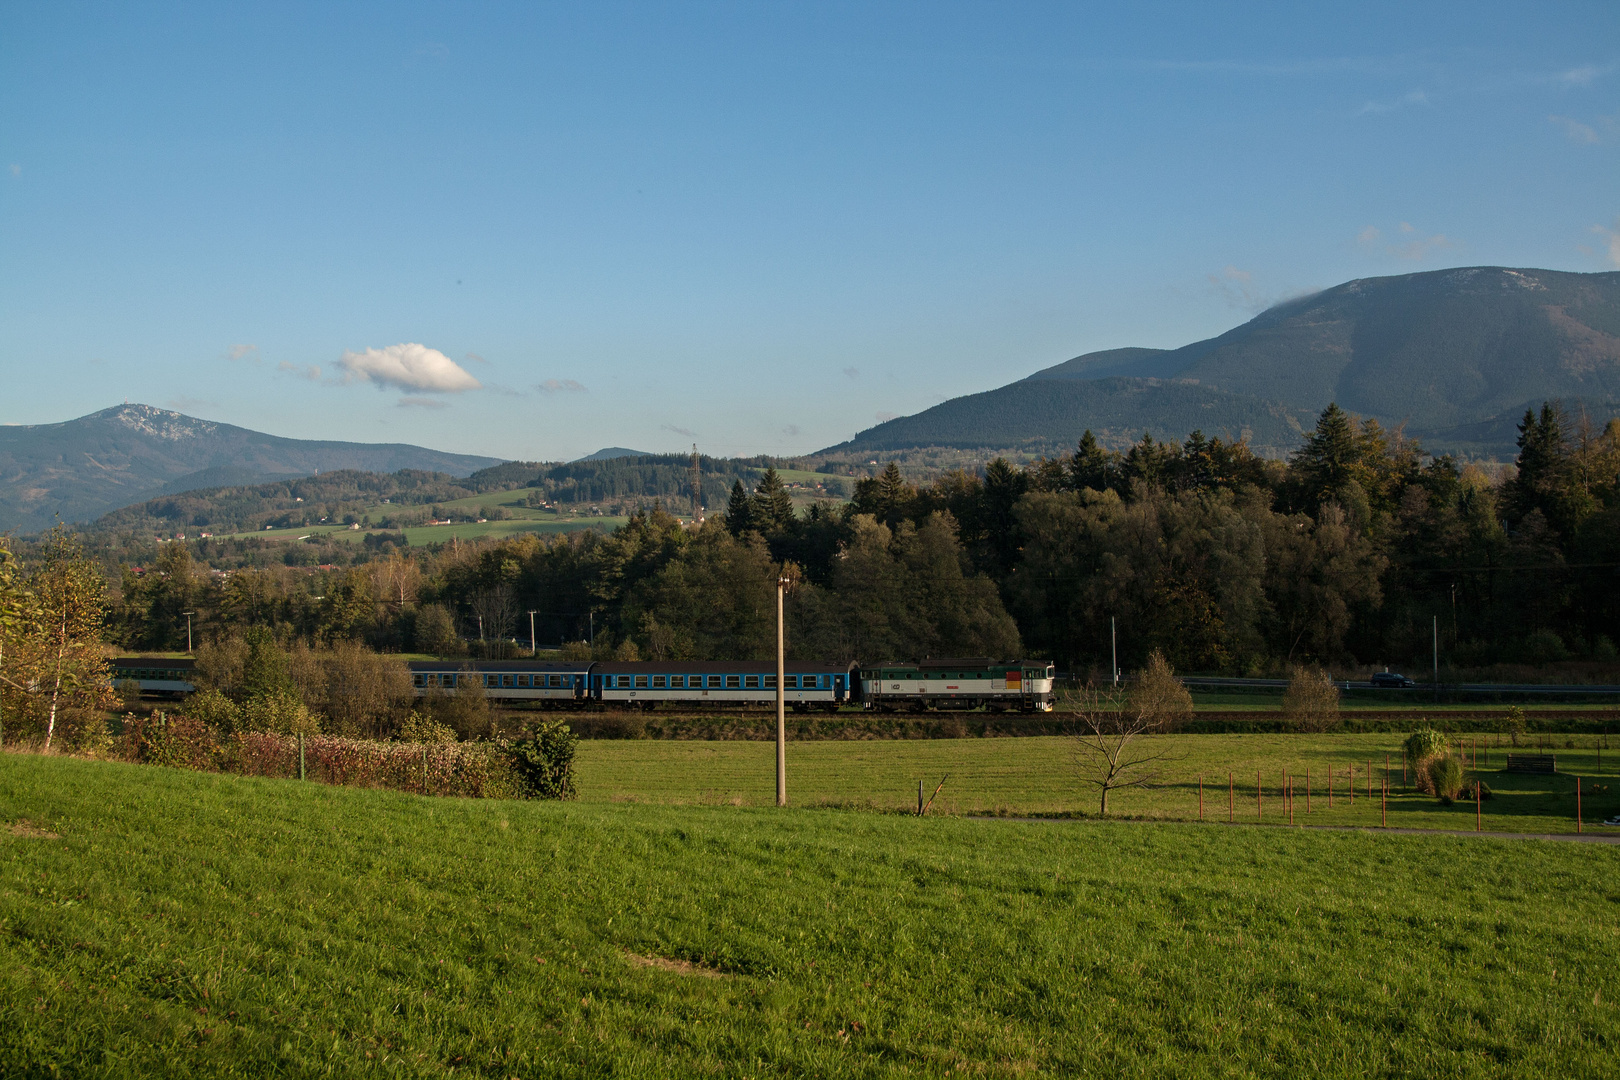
[1111,616,1118,687]
[528,610,537,655]
[777,576,788,806]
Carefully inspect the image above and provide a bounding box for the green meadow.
[575,733,1620,834]
[3,751,1618,1077]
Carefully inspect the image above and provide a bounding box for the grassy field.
[574,734,1620,833]
[2,753,1616,1077]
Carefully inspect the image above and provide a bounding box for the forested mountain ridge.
[0,404,503,533]
[826,267,1620,460]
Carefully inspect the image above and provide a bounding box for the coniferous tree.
[751,467,795,535]
[725,480,754,536]
[1069,431,1117,493]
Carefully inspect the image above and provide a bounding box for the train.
[112,655,1057,712]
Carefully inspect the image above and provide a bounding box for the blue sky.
[2,2,1616,460]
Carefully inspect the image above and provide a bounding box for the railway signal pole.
[777,573,789,807]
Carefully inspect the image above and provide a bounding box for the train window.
[652,675,666,688]
[549,674,564,688]
[669,675,684,688]
[744,675,759,689]
[502,675,516,688]
[613,675,627,688]
[725,675,741,689]
[413,674,425,687]
[764,675,777,689]
[446,674,457,687]
[634,675,649,688]
[517,675,530,688]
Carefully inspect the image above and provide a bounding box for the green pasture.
[223,515,626,546]
[2,754,1616,1077]
[575,734,1620,833]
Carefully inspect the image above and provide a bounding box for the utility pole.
[527,610,538,656]
[182,611,195,654]
[1433,615,1439,703]
[588,611,594,648]
[690,443,702,522]
[1111,616,1118,687]
[777,573,789,807]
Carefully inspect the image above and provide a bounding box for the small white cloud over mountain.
[337,343,481,393]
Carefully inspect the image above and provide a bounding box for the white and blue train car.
[406,661,592,705]
[110,657,198,698]
[591,661,854,711]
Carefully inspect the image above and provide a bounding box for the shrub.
[184,688,243,733]
[240,689,319,736]
[1426,755,1464,803]
[505,720,579,800]
[1283,666,1340,732]
[1131,651,1193,729]
[398,710,457,744]
[120,712,224,771]
[1405,728,1449,763]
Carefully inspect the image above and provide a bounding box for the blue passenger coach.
[592,661,853,710]
[406,661,591,705]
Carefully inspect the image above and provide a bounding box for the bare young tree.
[1282,665,1340,731]
[1070,650,1190,816]
[468,586,517,644]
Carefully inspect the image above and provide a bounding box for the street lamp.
[776,573,791,807]
[182,611,195,654]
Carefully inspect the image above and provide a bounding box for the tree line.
[49,400,1620,677]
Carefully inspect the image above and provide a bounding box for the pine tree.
[751,467,795,535]
[1291,403,1361,507]
[725,480,754,536]
[1069,431,1116,492]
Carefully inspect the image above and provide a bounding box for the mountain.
[575,447,657,462]
[0,404,504,533]
[824,266,1620,459]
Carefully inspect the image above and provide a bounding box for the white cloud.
[277,361,321,381]
[397,396,450,410]
[1207,265,1271,312]
[1553,64,1611,88]
[1594,220,1620,267]
[336,343,481,393]
[1357,222,1454,261]
[1357,89,1427,115]
[1549,114,1600,143]
[227,343,260,363]
[536,378,587,395]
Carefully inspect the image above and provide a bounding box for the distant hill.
[826,266,1620,459]
[819,379,1316,458]
[0,404,504,533]
[575,447,657,462]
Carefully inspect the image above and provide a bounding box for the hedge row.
[115,714,575,799]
